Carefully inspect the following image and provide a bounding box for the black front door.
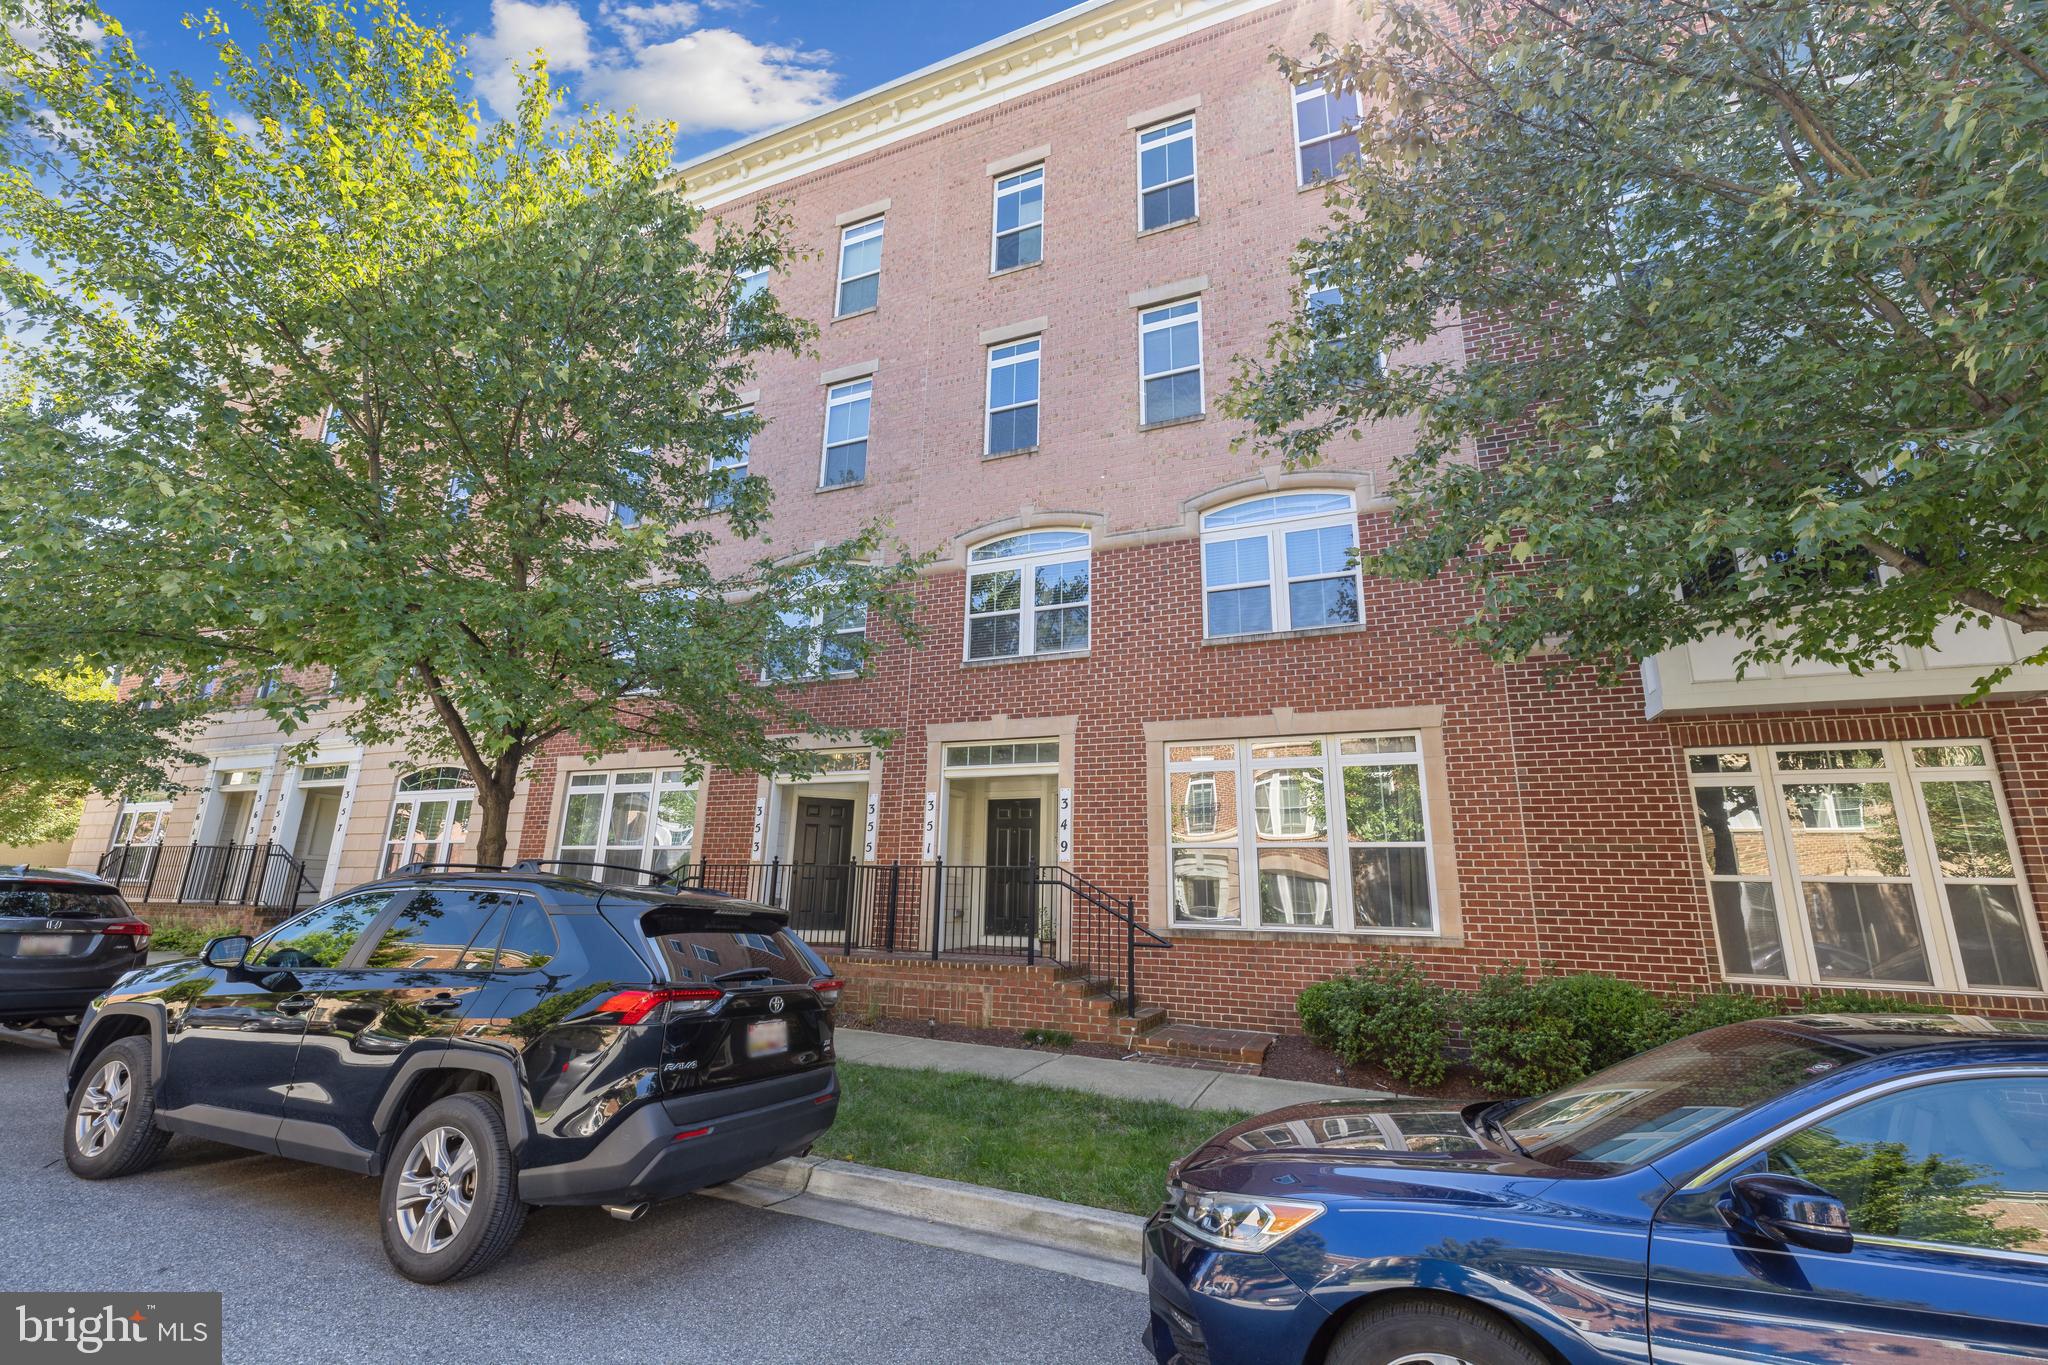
[790,797,855,935]
[984,798,1040,940]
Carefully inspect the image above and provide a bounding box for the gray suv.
[0,866,152,1043]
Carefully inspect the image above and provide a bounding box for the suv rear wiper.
[712,967,776,984]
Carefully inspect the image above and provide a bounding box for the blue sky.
[91,0,1084,161]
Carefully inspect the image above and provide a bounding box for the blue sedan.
[1143,1015,2048,1364]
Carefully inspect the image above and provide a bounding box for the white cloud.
[468,0,837,139]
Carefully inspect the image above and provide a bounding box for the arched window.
[1199,491,1360,638]
[383,766,476,873]
[965,529,1091,660]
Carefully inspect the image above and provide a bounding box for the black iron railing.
[667,857,1172,1016]
[98,841,317,911]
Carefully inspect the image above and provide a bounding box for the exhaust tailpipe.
[602,1201,650,1223]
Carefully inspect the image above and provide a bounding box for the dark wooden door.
[791,797,855,933]
[983,798,1041,939]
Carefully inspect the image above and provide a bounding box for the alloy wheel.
[393,1125,478,1254]
[72,1059,131,1158]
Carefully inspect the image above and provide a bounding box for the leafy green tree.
[0,663,192,847]
[0,0,922,865]
[1774,1128,2032,1251]
[1233,1,2048,689]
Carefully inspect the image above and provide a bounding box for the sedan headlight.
[1169,1181,1325,1252]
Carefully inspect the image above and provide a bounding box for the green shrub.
[1463,966,1669,1095]
[1296,956,1455,1088]
[146,919,246,956]
[1667,990,1783,1037]
[1800,990,1950,1015]
[1021,1027,1075,1048]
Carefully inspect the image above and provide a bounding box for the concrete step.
[1105,1004,1169,1041]
[1131,1024,1276,1066]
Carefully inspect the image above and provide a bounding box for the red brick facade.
[512,0,2048,1036]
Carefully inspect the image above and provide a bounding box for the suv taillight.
[593,986,724,1025]
[102,920,152,951]
[809,976,844,1008]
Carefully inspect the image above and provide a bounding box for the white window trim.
[820,379,871,489]
[836,217,884,316]
[991,165,1044,273]
[1199,492,1364,638]
[962,529,1090,662]
[1688,740,2048,995]
[111,798,172,848]
[1138,299,1204,426]
[1136,116,1197,230]
[1165,731,1438,934]
[554,766,701,879]
[712,407,751,506]
[381,767,478,875]
[767,602,869,683]
[1292,80,1363,188]
[985,338,1041,456]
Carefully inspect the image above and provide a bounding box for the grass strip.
[811,1062,1247,1215]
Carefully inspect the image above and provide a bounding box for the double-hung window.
[1292,80,1361,185]
[1201,492,1362,637]
[1167,732,1437,931]
[992,166,1043,271]
[611,459,647,528]
[766,602,868,682]
[1688,741,2046,992]
[557,768,699,884]
[710,408,751,510]
[821,380,870,487]
[1139,300,1202,425]
[836,218,883,316]
[1137,117,1196,230]
[986,339,1040,455]
[731,266,769,340]
[964,529,1090,661]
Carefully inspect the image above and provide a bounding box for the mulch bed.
[1260,1034,1490,1102]
[852,1013,1128,1061]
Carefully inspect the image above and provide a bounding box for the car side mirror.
[200,935,251,969]
[1726,1173,1854,1254]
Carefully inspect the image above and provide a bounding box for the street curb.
[709,1156,1146,1265]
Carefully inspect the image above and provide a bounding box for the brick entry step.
[825,951,1278,1069]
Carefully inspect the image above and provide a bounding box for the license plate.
[14,935,72,956]
[746,1018,790,1058]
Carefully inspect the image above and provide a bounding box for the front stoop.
[1130,1023,1277,1068]
[826,950,1278,1068]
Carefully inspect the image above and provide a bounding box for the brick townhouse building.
[72,0,2048,1063]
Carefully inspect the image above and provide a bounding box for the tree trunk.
[469,763,523,868]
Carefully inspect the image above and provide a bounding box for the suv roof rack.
[511,858,692,888]
[388,859,512,877]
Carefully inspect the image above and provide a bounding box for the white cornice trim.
[673,0,1283,209]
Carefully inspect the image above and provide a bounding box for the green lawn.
[812,1062,1247,1215]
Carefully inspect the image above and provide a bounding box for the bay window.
[1166,731,1438,932]
[1688,741,2045,991]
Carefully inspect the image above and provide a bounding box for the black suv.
[1,866,152,1043]
[60,863,841,1282]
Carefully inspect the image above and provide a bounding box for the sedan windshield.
[1500,1024,1862,1170]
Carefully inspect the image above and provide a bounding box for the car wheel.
[379,1094,526,1284]
[63,1036,173,1179]
[1327,1298,1548,1365]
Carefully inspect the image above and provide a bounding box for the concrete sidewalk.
[836,1028,1384,1113]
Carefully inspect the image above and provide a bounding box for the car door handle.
[418,994,464,1013]
[275,996,315,1015]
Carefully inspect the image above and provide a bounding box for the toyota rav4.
[60,863,841,1282]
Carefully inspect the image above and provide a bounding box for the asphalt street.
[0,1032,1152,1365]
